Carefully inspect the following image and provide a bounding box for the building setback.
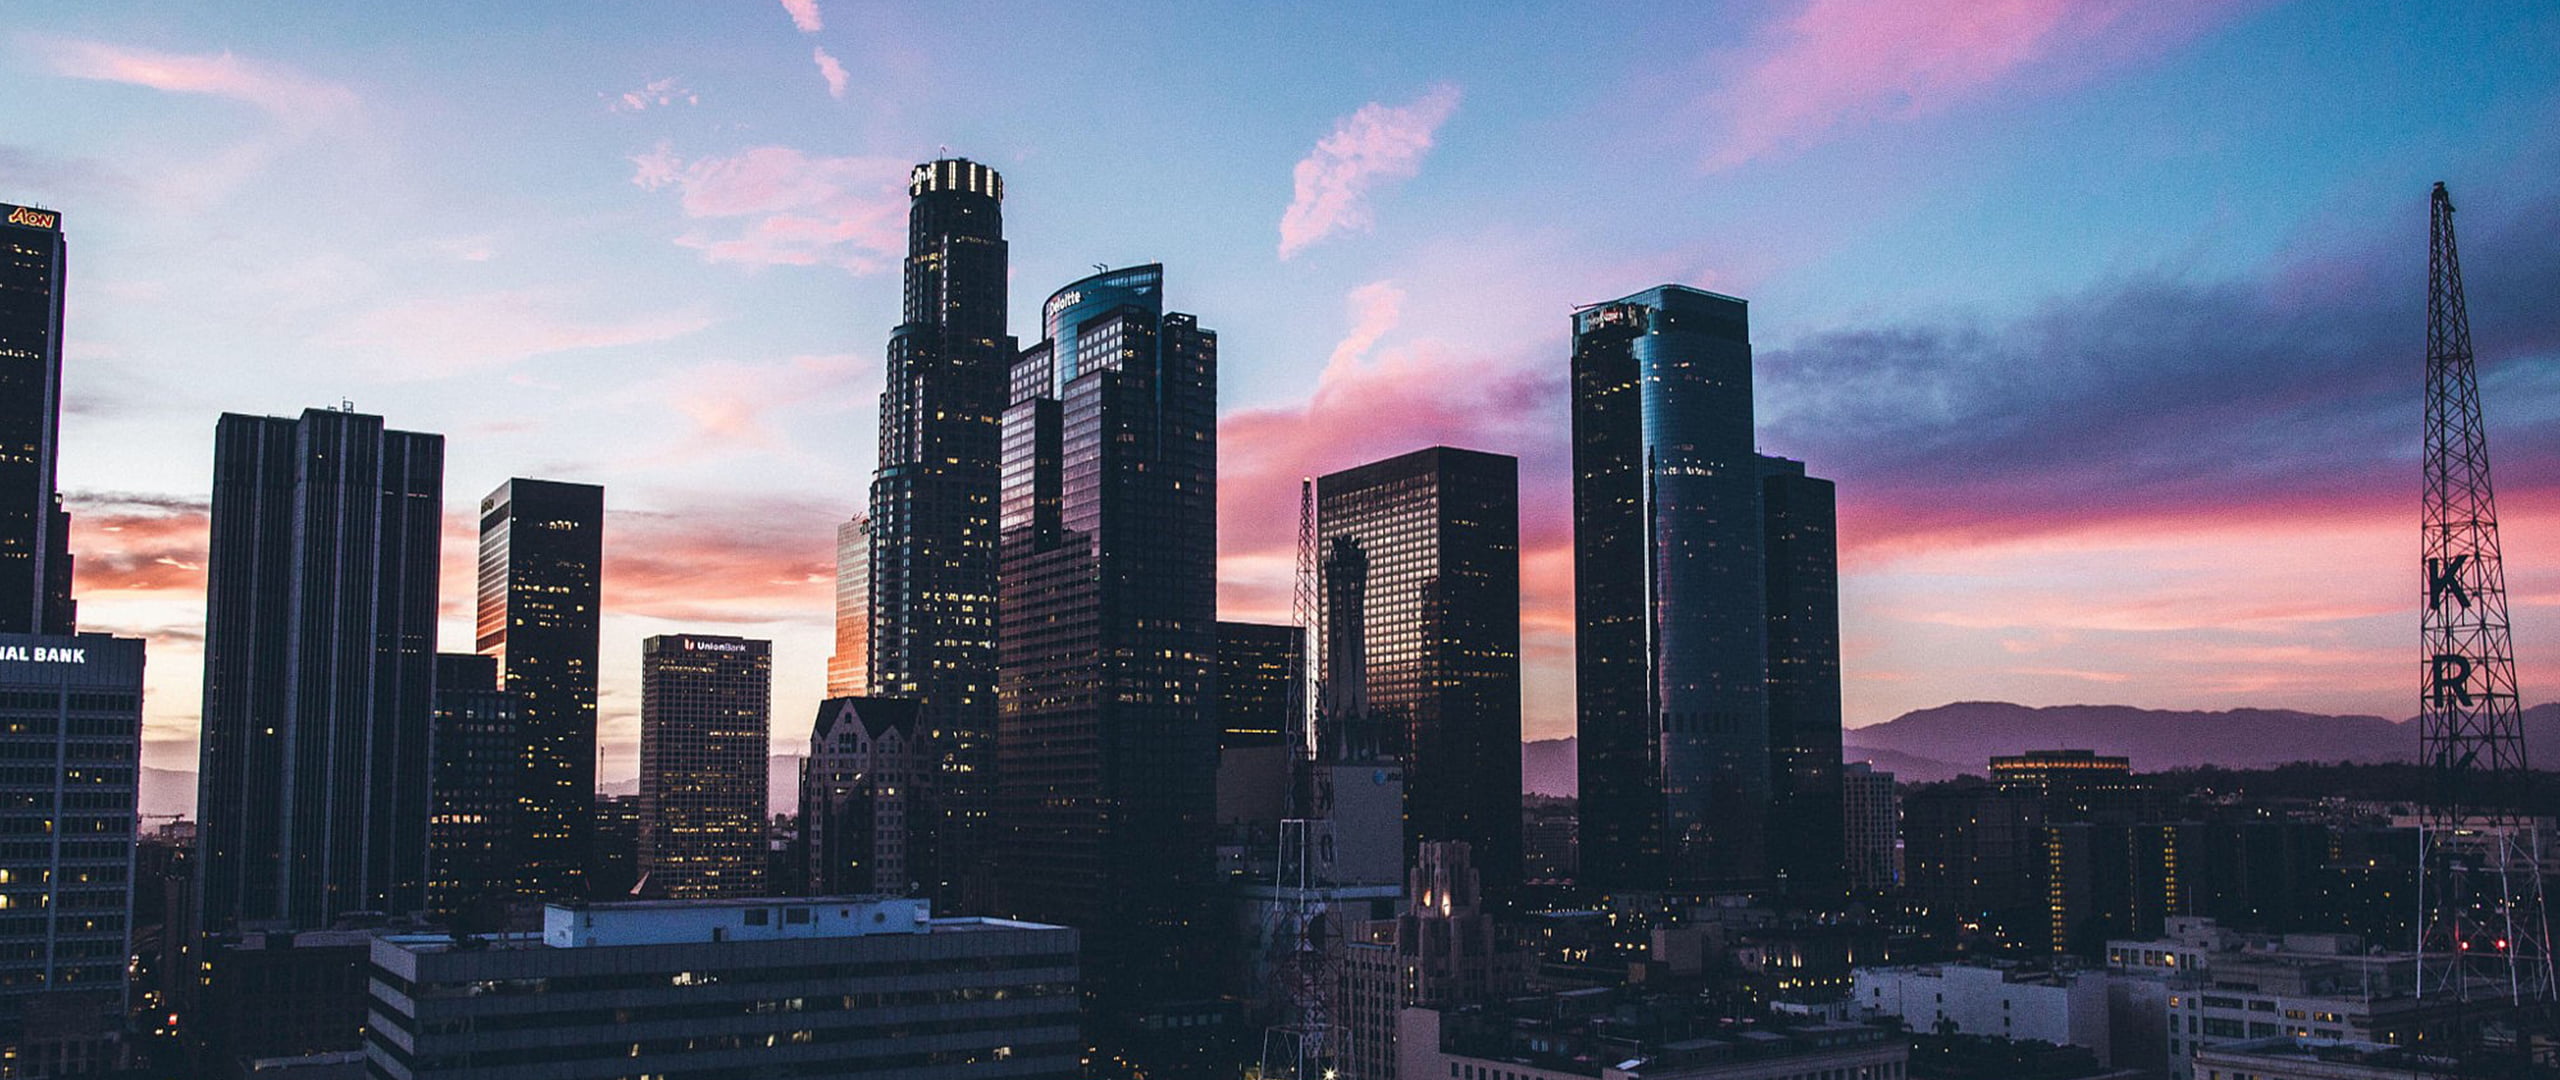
[426,653,518,915]
[828,513,872,697]
[0,202,73,637]
[639,635,772,898]
[363,897,1081,1080]
[1216,620,1299,750]
[197,407,441,932]
[0,632,141,1074]
[1318,446,1524,895]
[870,159,1014,912]
[801,695,921,896]
[474,477,603,901]
[996,264,1219,1016]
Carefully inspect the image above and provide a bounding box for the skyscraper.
[1762,456,1844,895]
[827,513,871,697]
[198,407,442,931]
[1215,621,1298,750]
[0,632,141,1072]
[1571,286,1769,892]
[428,653,519,915]
[0,202,72,636]
[997,264,1218,1015]
[1841,762,1898,894]
[475,478,602,900]
[1317,447,1524,894]
[870,159,1012,911]
[638,634,772,898]
[800,695,920,895]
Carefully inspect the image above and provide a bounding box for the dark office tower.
[427,653,518,915]
[0,632,142,1072]
[1216,621,1298,750]
[1317,447,1524,893]
[1761,456,1843,896]
[1572,286,1767,892]
[801,696,921,895]
[997,265,1218,1015]
[475,477,602,901]
[827,514,871,698]
[639,635,772,899]
[198,408,442,931]
[0,203,71,636]
[870,159,1012,911]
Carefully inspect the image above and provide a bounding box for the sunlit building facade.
[828,513,871,697]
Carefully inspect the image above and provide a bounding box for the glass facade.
[1214,621,1299,750]
[475,477,603,901]
[828,514,872,698]
[996,265,1219,1015]
[0,204,71,636]
[638,635,772,899]
[1316,447,1524,895]
[0,632,140,1062]
[1762,456,1845,896]
[427,653,518,914]
[870,159,1013,911]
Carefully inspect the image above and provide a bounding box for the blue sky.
[6,1,2559,782]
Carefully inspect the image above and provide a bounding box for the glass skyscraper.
[475,477,602,900]
[996,264,1219,1018]
[1572,286,1771,891]
[870,159,1012,911]
[638,634,772,899]
[197,408,442,930]
[1761,456,1845,895]
[827,513,870,698]
[1214,621,1298,750]
[427,653,519,915]
[1316,446,1524,895]
[0,202,73,636]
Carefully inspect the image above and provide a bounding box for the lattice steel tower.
[2416,180,2553,1004]
[1260,478,1338,1080]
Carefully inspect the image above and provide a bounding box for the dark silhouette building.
[800,696,921,895]
[427,652,519,915]
[996,264,1219,1025]
[1761,456,1844,896]
[870,159,1013,913]
[0,202,73,635]
[197,408,441,931]
[590,794,643,900]
[1216,621,1299,750]
[638,635,772,899]
[474,477,602,900]
[1317,446,1524,895]
[1571,286,1841,894]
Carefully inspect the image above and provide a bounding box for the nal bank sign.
[0,644,85,664]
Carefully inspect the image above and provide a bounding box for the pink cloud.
[325,288,715,377]
[1702,0,2244,169]
[630,143,906,271]
[814,47,849,100]
[42,39,357,122]
[1278,85,1461,259]
[610,75,697,113]
[781,0,825,33]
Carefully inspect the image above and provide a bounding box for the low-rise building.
[2103,918,2466,1080]
[2192,1036,2455,1080]
[363,896,1079,1080]
[1400,989,1908,1080]
[1851,962,2111,1059]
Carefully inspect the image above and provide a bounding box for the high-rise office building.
[638,634,772,898]
[0,632,141,1073]
[827,513,871,697]
[198,408,441,931]
[1842,762,1898,894]
[800,695,920,895]
[474,477,602,900]
[870,159,1013,911]
[997,264,1219,1015]
[1572,286,1841,893]
[427,653,519,915]
[0,202,73,636]
[1216,620,1298,750]
[1761,456,1843,895]
[1318,447,1524,894]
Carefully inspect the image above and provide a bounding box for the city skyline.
[5,3,2560,785]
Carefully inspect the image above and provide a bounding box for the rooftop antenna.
[1093,262,1109,275]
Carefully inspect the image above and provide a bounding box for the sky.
[5,1,2560,787]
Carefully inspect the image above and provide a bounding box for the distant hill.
[1834,701,2560,777]
[1523,737,1576,798]
[1838,746,1971,785]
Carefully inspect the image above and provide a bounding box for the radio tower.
[1260,478,1337,1080]
[2416,180,2554,1005]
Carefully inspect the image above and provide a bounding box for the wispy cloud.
[780,0,825,33]
[1278,84,1460,260]
[41,39,357,123]
[325,288,715,377]
[609,75,697,113]
[629,142,907,271]
[813,47,849,100]
[1700,0,2246,169]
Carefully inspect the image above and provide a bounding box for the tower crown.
[907,158,1002,200]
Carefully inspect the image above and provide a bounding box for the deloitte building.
[0,631,144,1073]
